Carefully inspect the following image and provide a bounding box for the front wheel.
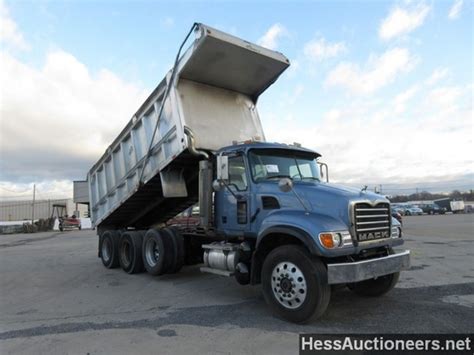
[261,245,331,323]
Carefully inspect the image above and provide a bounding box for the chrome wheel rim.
[271,262,307,309]
[145,239,159,267]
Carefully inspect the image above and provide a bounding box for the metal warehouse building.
[0,199,88,222]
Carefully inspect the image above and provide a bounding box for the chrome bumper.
[327,250,410,284]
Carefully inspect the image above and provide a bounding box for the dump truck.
[81,23,410,323]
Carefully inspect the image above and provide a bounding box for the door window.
[228,155,247,191]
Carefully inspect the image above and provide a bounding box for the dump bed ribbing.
[88,23,289,229]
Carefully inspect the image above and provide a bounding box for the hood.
[289,182,389,227]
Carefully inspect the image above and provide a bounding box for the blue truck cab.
[202,141,410,322]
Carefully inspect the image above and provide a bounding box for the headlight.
[319,231,352,249]
[391,226,402,238]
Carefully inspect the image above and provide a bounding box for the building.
[0,198,88,222]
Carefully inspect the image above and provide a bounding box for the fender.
[257,209,352,256]
[257,225,320,255]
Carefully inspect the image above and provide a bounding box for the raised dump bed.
[88,23,289,231]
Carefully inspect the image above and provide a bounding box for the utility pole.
[31,184,36,224]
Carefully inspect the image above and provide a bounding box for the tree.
[451,190,462,198]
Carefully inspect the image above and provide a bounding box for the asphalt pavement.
[0,214,473,354]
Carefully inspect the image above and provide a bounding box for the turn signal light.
[319,233,335,248]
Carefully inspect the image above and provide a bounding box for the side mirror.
[278,178,293,193]
[216,155,229,181]
[318,162,329,183]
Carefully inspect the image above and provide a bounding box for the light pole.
[31,184,36,224]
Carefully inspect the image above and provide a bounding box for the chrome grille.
[353,202,391,242]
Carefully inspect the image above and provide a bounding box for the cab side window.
[228,155,248,191]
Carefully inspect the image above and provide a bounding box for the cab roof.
[216,142,321,158]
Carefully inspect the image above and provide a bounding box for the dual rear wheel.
[99,227,184,276]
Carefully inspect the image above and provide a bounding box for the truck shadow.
[1,282,473,340]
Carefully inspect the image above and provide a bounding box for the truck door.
[215,153,250,236]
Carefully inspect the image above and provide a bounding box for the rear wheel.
[261,245,331,323]
[119,231,145,274]
[142,229,172,275]
[100,230,120,268]
[162,227,185,273]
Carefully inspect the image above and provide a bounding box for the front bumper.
[327,250,410,284]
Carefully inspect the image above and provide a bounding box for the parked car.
[391,205,407,216]
[404,205,423,216]
[391,209,403,225]
[417,203,446,215]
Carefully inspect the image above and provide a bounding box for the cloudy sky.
[0,0,472,200]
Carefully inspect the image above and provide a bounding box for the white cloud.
[160,17,174,28]
[0,50,148,183]
[0,0,29,50]
[286,84,305,105]
[286,59,300,77]
[0,180,73,200]
[448,0,463,19]
[393,85,419,114]
[304,37,347,61]
[426,86,463,110]
[325,47,418,95]
[262,85,473,185]
[257,23,288,50]
[425,67,450,86]
[379,3,431,41]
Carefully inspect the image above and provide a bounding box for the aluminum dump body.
[88,23,289,229]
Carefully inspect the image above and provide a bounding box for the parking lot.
[0,214,473,354]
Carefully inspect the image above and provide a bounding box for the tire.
[349,248,400,297]
[142,229,171,275]
[261,245,331,323]
[162,227,185,273]
[349,272,399,297]
[100,230,120,268]
[119,231,145,274]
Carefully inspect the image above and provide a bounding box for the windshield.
[248,149,321,182]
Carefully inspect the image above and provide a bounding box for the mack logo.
[358,230,390,240]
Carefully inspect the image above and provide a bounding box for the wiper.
[300,177,320,181]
